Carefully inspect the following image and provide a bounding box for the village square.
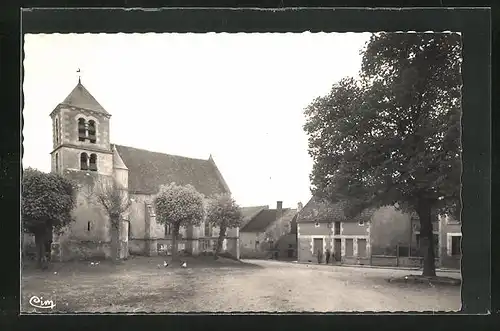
[21,32,462,312]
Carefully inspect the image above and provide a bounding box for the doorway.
[334,239,342,261]
[313,238,323,255]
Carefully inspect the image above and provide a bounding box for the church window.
[204,222,212,237]
[165,224,172,236]
[80,153,89,170]
[55,118,59,144]
[88,120,96,144]
[87,221,91,232]
[55,153,59,173]
[78,118,86,141]
[89,154,97,171]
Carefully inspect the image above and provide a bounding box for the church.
[49,79,240,261]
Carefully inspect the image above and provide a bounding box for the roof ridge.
[113,144,210,162]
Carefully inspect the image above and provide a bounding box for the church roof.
[60,80,110,116]
[113,144,230,197]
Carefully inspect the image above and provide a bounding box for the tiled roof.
[113,144,229,197]
[241,208,291,232]
[240,205,269,228]
[60,81,110,116]
[296,196,373,223]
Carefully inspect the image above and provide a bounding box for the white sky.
[23,32,371,209]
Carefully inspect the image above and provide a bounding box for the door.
[334,239,342,261]
[358,239,367,257]
[313,238,323,255]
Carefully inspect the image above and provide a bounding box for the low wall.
[370,255,441,268]
[342,257,370,265]
[130,238,239,259]
[441,256,461,269]
[240,251,269,259]
[57,239,112,261]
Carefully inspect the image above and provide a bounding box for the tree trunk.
[171,225,180,261]
[416,198,436,276]
[110,217,120,261]
[214,224,227,259]
[34,230,48,269]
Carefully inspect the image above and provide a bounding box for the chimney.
[276,201,283,221]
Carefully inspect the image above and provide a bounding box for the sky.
[23,32,371,209]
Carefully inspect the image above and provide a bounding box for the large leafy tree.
[22,168,76,268]
[154,183,205,261]
[205,193,242,259]
[304,33,462,276]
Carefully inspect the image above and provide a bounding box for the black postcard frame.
[0,4,493,329]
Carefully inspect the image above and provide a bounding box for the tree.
[304,33,462,276]
[91,177,131,262]
[22,168,76,268]
[154,183,205,261]
[205,193,243,259]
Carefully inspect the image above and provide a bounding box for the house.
[239,201,298,259]
[297,196,462,269]
[47,79,239,261]
[296,197,371,264]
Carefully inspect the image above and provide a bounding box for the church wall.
[54,172,113,261]
[61,148,113,175]
[114,168,128,189]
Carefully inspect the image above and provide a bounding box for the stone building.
[49,79,239,261]
[296,196,462,269]
[239,201,297,259]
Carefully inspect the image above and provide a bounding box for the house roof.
[241,208,294,232]
[60,80,110,116]
[296,196,373,224]
[113,144,229,197]
[240,205,269,228]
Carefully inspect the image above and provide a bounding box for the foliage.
[154,183,205,260]
[22,167,76,234]
[22,167,77,267]
[205,193,242,258]
[303,32,462,276]
[93,177,131,229]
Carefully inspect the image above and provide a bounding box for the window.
[78,118,86,141]
[165,224,171,236]
[80,153,89,170]
[451,235,461,256]
[89,154,97,171]
[334,222,341,235]
[128,221,132,239]
[204,222,212,237]
[55,153,59,173]
[87,221,91,232]
[55,118,59,144]
[88,120,96,143]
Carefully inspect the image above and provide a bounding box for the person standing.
[325,248,331,264]
[317,249,323,264]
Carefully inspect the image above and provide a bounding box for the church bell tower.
[49,76,113,176]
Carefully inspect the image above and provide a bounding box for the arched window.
[88,120,96,143]
[89,153,97,171]
[55,118,59,144]
[204,221,212,237]
[165,224,172,237]
[55,153,59,173]
[80,153,89,170]
[78,118,86,141]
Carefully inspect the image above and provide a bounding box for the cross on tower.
[77,68,81,84]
